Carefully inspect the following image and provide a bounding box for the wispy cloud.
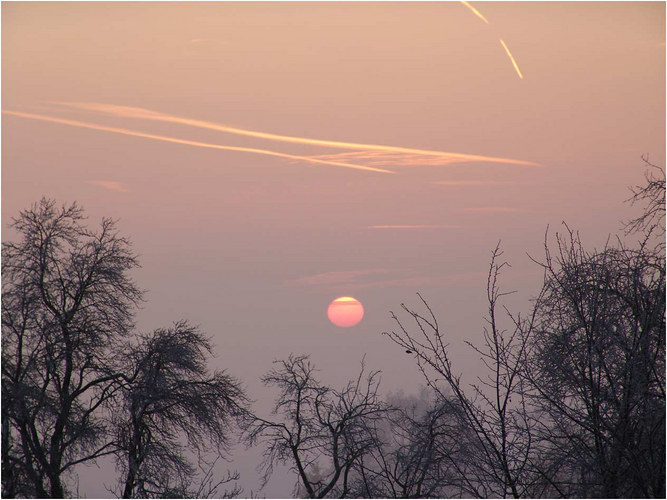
[367,225,463,229]
[350,271,485,291]
[50,102,540,168]
[463,206,519,213]
[286,268,486,291]
[187,38,224,47]
[432,180,502,186]
[85,180,128,192]
[286,269,396,287]
[307,150,539,168]
[2,110,394,174]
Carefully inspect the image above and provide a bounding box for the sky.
[2,1,665,496]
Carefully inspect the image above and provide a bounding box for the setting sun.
[327,297,364,328]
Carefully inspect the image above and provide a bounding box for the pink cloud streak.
[85,180,128,192]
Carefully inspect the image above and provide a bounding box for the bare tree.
[191,460,243,499]
[625,155,665,240]
[245,355,389,498]
[523,226,665,498]
[345,389,470,498]
[112,321,248,499]
[2,199,249,499]
[383,246,539,498]
[382,169,665,498]
[2,199,143,497]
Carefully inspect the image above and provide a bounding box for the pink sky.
[2,2,665,496]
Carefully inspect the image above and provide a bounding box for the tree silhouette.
[384,165,665,498]
[344,389,470,498]
[113,321,248,498]
[2,199,248,498]
[384,246,537,498]
[625,155,666,240]
[523,226,665,497]
[246,355,390,498]
[2,199,142,497]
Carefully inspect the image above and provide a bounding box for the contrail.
[499,39,524,79]
[461,1,489,24]
[2,110,395,174]
[52,102,540,167]
[460,1,525,80]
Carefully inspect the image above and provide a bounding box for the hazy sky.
[2,1,665,496]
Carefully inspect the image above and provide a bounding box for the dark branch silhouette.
[2,199,248,499]
[113,322,248,498]
[245,355,390,498]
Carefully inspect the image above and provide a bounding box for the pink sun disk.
[327,296,364,328]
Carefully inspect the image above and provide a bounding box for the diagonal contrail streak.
[52,102,540,167]
[461,1,489,24]
[460,1,525,80]
[499,39,524,79]
[2,110,395,174]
